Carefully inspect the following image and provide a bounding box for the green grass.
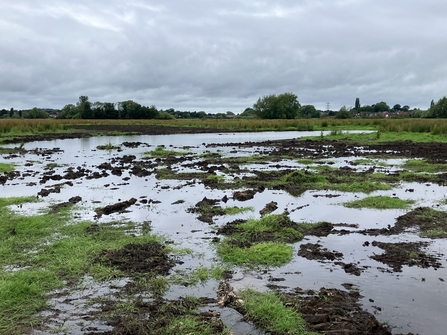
[223,206,254,215]
[145,146,188,157]
[302,130,447,143]
[0,196,170,334]
[402,159,447,173]
[96,142,121,150]
[0,162,15,173]
[237,288,317,335]
[217,241,293,266]
[343,195,413,209]
[171,264,230,286]
[216,213,304,267]
[296,158,316,165]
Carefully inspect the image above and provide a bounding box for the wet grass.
[303,130,447,143]
[216,213,306,267]
[0,162,14,173]
[237,288,318,335]
[415,207,447,238]
[96,142,121,150]
[146,146,188,157]
[343,195,414,209]
[217,241,294,266]
[402,159,447,173]
[0,196,177,334]
[172,264,229,286]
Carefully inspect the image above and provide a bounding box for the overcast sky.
[1,0,446,113]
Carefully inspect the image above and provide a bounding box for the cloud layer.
[1,0,446,112]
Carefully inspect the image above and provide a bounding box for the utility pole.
[326,102,330,112]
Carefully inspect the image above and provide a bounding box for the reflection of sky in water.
[2,131,447,335]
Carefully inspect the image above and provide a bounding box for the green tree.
[25,107,49,119]
[393,104,401,111]
[118,100,142,119]
[373,101,390,113]
[299,105,320,118]
[253,93,300,119]
[77,96,93,119]
[431,97,447,118]
[354,97,361,110]
[335,106,352,119]
[57,104,79,119]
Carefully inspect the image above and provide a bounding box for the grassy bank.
[2,118,447,141]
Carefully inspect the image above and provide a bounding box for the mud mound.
[298,243,343,261]
[94,198,137,218]
[99,241,176,275]
[370,240,442,272]
[285,287,393,335]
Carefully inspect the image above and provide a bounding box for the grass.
[402,159,447,173]
[0,162,15,173]
[237,288,317,335]
[217,241,294,266]
[96,142,121,150]
[223,206,254,215]
[171,264,229,286]
[2,119,447,143]
[145,146,188,157]
[216,213,306,267]
[0,196,171,334]
[343,195,413,209]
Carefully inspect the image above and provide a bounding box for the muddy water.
[2,131,447,334]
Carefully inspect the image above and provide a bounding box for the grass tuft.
[343,195,413,209]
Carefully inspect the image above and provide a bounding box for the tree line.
[1,94,446,120]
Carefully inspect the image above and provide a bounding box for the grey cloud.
[1,0,446,112]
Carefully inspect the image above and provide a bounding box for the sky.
[1,0,446,113]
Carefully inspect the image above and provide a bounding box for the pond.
[2,130,447,334]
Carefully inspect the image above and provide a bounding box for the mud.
[95,198,138,218]
[97,241,177,275]
[370,241,443,272]
[283,287,395,335]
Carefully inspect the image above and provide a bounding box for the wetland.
[1,124,447,334]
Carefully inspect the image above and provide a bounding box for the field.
[1,119,447,334]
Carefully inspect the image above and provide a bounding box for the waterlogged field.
[1,130,447,334]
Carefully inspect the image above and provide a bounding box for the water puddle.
[2,131,446,334]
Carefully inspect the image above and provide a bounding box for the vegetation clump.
[216,213,306,266]
[343,195,413,209]
[0,162,15,173]
[146,146,188,157]
[236,288,315,334]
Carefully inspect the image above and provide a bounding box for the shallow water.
[2,131,447,334]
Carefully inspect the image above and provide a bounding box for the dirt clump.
[298,243,343,261]
[283,287,394,335]
[95,198,137,218]
[233,189,257,201]
[48,196,82,213]
[260,201,278,216]
[98,241,176,275]
[370,240,442,272]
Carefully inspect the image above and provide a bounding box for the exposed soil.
[298,242,344,261]
[97,241,177,275]
[370,240,443,272]
[95,198,138,218]
[361,206,447,238]
[86,296,228,335]
[283,287,396,335]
